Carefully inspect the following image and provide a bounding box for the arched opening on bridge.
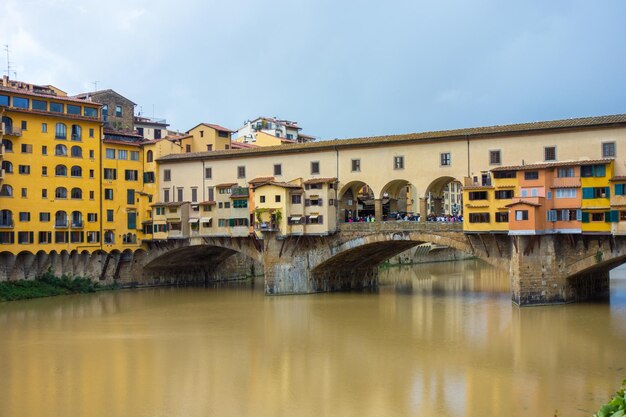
[380,179,418,221]
[338,181,377,222]
[423,176,463,221]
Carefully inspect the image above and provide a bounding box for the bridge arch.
[338,180,378,222]
[380,179,417,220]
[423,176,464,218]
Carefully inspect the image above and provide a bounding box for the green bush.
[0,270,101,302]
[595,380,626,417]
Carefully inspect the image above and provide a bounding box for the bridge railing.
[338,221,463,233]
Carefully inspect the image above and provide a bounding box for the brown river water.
[1,260,625,417]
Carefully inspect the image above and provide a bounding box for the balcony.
[1,124,22,137]
[71,221,84,228]
[55,221,68,228]
[231,186,249,197]
[0,220,14,228]
[256,222,279,232]
[165,211,181,220]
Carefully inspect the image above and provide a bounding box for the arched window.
[55,187,67,199]
[71,146,82,158]
[104,230,114,244]
[55,123,67,139]
[2,139,13,152]
[1,160,13,173]
[55,211,68,227]
[70,166,82,177]
[71,125,82,141]
[71,188,82,199]
[71,211,82,227]
[55,164,67,176]
[0,209,12,227]
[146,150,154,162]
[55,144,67,156]
[0,184,13,197]
[1,116,13,134]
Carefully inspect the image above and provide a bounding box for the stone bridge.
[4,222,626,305]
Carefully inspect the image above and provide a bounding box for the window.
[115,105,122,117]
[207,144,213,151]
[67,105,80,115]
[42,189,47,199]
[393,156,404,169]
[105,148,115,159]
[106,210,114,222]
[55,144,67,156]
[440,153,451,166]
[42,145,47,155]
[127,189,135,205]
[495,212,509,222]
[71,188,82,199]
[557,167,575,178]
[71,125,81,141]
[127,212,137,230]
[351,159,361,172]
[55,211,68,227]
[118,150,128,160]
[205,167,212,179]
[186,144,191,153]
[89,191,94,200]
[21,144,32,153]
[19,212,30,222]
[130,151,139,161]
[55,123,67,139]
[177,188,184,202]
[207,187,214,201]
[515,210,529,221]
[602,142,616,158]
[144,171,155,183]
[18,232,33,244]
[21,188,27,198]
[591,212,605,222]
[164,169,171,181]
[1,161,12,173]
[50,102,63,113]
[191,188,198,203]
[89,169,94,178]
[0,210,13,226]
[18,165,30,174]
[495,190,514,199]
[0,95,7,106]
[21,120,27,130]
[468,213,490,223]
[274,164,282,176]
[13,97,29,109]
[582,187,609,199]
[237,166,246,178]
[275,195,281,203]
[2,139,12,152]
[615,184,626,196]
[233,199,247,208]
[55,187,67,199]
[102,105,108,121]
[260,196,266,203]
[104,189,113,200]
[104,230,114,244]
[163,189,170,202]
[71,146,82,158]
[311,161,320,175]
[218,131,229,138]
[41,123,48,133]
[55,164,67,177]
[544,146,556,161]
[40,212,50,222]
[487,150,502,165]
[0,185,13,197]
[89,128,94,138]
[292,194,302,204]
[468,191,488,201]
[524,171,539,180]
[555,188,576,198]
[70,166,82,177]
[103,168,117,180]
[84,107,98,118]
[125,170,138,181]
[146,150,154,162]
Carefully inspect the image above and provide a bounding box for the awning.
[188,218,199,223]
[200,217,212,223]
[290,216,302,222]
[309,215,318,220]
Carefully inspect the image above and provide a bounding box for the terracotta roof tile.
[248,176,275,184]
[303,177,337,185]
[215,182,237,188]
[255,181,303,190]
[492,158,613,172]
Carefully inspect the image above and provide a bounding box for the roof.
[255,181,303,190]
[610,176,626,182]
[198,201,216,205]
[102,139,143,148]
[158,114,626,163]
[187,123,233,133]
[248,176,275,185]
[215,182,237,188]
[492,158,614,172]
[303,177,337,185]
[73,89,137,105]
[505,200,542,207]
[231,141,258,149]
[151,201,188,207]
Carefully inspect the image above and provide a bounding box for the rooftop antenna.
[92,80,99,92]
[4,45,13,79]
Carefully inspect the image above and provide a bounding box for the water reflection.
[0,261,625,417]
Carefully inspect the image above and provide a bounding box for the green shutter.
[582,188,594,199]
[127,212,136,230]
[616,184,625,196]
[595,165,606,177]
[229,218,235,227]
[610,210,619,223]
[581,211,590,223]
[605,187,610,198]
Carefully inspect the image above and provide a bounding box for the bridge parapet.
[339,221,463,234]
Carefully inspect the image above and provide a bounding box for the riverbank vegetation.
[594,379,626,417]
[0,271,117,302]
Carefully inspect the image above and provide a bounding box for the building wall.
[185,125,231,152]
[88,91,134,131]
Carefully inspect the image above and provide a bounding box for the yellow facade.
[184,124,232,152]
[581,161,613,233]
[1,87,102,254]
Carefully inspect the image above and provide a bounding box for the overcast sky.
[1,0,625,139]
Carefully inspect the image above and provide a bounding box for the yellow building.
[581,160,613,233]
[184,123,232,152]
[0,78,102,254]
